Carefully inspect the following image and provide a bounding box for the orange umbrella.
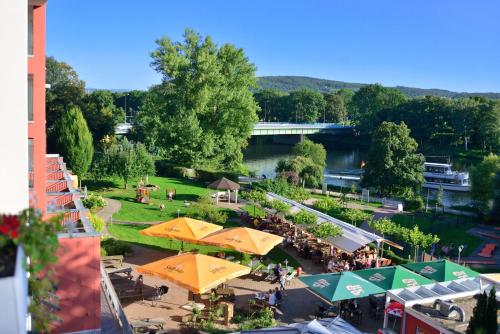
[199,227,284,255]
[139,217,223,244]
[137,253,250,294]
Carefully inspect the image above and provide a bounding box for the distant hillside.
[257,76,500,99]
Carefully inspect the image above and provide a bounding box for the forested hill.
[257,76,500,99]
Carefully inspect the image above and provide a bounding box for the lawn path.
[96,198,121,236]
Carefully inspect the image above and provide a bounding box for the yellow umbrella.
[140,217,223,244]
[137,253,250,294]
[199,227,284,255]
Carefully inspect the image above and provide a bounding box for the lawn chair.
[285,270,296,286]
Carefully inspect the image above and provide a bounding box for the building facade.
[1,1,101,333]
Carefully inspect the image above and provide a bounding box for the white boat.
[423,162,470,192]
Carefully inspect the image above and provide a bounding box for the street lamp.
[457,245,464,264]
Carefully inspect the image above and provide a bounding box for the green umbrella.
[354,266,433,290]
[403,260,478,282]
[299,271,385,302]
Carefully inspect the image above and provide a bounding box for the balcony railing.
[28,171,34,188]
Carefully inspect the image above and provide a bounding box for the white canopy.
[267,192,383,253]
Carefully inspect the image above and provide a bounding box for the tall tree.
[323,92,347,123]
[81,90,125,142]
[362,122,425,197]
[53,106,94,177]
[136,29,258,169]
[475,99,500,152]
[349,84,406,135]
[490,172,500,224]
[45,56,86,152]
[288,89,326,123]
[293,139,327,168]
[101,138,155,189]
[253,88,286,121]
[470,153,500,208]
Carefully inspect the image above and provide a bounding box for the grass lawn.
[84,176,209,222]
[310,193,383,208]
[392,213,482,257]
[108,224,300,267]
[242,203,266,218]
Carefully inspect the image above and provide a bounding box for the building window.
[28,139,34,188]
[28,75,33,121]
[28,5,34,55]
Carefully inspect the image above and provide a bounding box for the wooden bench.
[102,255,124,267]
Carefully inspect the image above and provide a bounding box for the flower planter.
[0,245,28,333]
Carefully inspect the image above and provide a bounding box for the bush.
[404,197,424,211]
[89,213,105,232]
[101,238,133,256]
[82,193,107,210]
[233,308,275,331]
[100,247,107,256]
[307,222,342,239]
[269,200,291,214]
[313,197,341,213]
[187,196,228,225]
[292,210,317,226]
[286,186,309,202]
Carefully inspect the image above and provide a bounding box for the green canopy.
[354,266,433,290]
[403,260,479,282]
[299,271,385,302]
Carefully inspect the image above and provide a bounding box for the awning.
[354,266,433,290]
[403,260,479,282]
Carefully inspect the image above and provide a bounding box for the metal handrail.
[100,262,134,334]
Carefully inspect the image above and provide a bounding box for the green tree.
[323,92,347,123]
[288,88,326,123]
[467,291,488,334]
[53,106,94,177]
[362,122,425,197]
[82,90,125,142]
[343,208,372,227]
[490,173,500,224]
[253,88,286,121]
[435,186,444,212]
[485,287,498,334]
[103,138,155,188]
[475,100,500,152]
[470,154,500,208]
[46,56,86,152]
[349,84,406,135]
[137,29,258,169]
[293,139,327,168]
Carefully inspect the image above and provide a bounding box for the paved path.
[96,198,121,236]
[462,225,500,269]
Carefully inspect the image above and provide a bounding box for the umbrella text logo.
[312,279,330,288]
[420,266,437,274]
[225,236,243,243]
[452,271,468,279]
[165,227,181,232]
[402,278,418,287]
[369,273,386,282]
[208,265,226,274]
[346,285,364,296]
[165,264,184,273]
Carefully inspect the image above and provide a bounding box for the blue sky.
[47,0,500,92]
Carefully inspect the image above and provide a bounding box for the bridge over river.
[116,121,353,136]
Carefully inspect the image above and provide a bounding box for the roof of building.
[208,177,241,190]
[238,317,366,334]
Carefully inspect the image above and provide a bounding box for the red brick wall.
[53,236,101,333]
[405,313,440,334]
[28,3,46,213]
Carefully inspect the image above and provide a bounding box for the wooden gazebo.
[208,177,240,204]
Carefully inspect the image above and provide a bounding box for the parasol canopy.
[403,260,479,282]
[137,253,250,294]
[299,271,385,302]
[199,227,283,255]
[354,266,433,290]
[207,177,240,190]
[139,217,223,243]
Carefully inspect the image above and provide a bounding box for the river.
[243,139,472,207]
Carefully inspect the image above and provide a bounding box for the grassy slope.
[84,176,209,222]
[392,213,482,257]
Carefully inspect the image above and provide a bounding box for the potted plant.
[0,210,62,333]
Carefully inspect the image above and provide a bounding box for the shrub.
[243,190,267,204]
[235,308,275,331]
[269,200,291,214]
[404,197,424,211]
[101,238,133,256]
[313,197,341,213]
[292,210,317,226]
[82,193,107,210]
[100,247,107,256]
[188,196,228,225]
[307,222,342,239]
[89,213,105,232]
[341,208,373,226]
[286,186,309,202]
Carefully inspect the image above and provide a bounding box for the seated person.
[134,275,144,293]
[327,258,335,272]
[267,289,276,306]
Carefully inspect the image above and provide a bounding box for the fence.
[100,262,134,334]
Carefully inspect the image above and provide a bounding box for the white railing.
[100,263,133,334]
